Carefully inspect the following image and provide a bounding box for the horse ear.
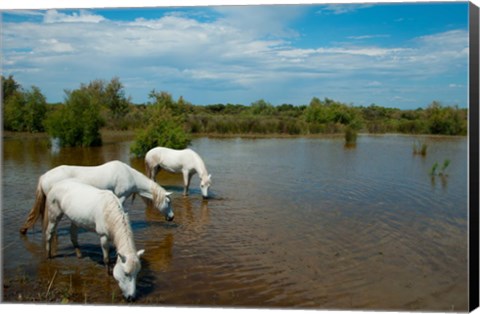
[165,191,173,196]
[137,249,145,258]
[208,174,212,180]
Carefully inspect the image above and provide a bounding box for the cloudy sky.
[1,1,471,109]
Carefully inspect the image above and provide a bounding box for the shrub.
[426,101,467,135]
[3,86,47,132]
[44,89,104,147]
[345,126,357,146]
[130,92,191,157]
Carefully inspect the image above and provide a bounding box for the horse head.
[113,249,144,301]
[153,189,174,221]
[200,174,212,199]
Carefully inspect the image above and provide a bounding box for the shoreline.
[1,129,468,141]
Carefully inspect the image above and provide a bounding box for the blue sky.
[1,1,471,109]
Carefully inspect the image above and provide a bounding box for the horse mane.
[151,183,167,209]
[189,150,209,180]
[103,196,136,256]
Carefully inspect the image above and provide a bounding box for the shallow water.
[2,133,468,310]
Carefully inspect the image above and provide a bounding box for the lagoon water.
[2,133,468,310]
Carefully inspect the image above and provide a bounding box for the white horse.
[20,160,174,234]
[145,147,212,199]
[44,179,144,301]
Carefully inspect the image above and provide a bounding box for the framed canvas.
[1,0,479,313]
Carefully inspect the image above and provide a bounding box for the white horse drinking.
[44,179,144,301]
[145,147,212,198]
[20,160,174,234]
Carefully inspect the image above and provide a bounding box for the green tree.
[105,77,130,120]
[72,77,132,130]
[3,91,26,131]
[426,101,467,135]
[44,87,104,147]
[2,75,21,102]
[130,91,191,157]
[3,84,47,132]
[24,86,48,132]
[304,97,362,131]
[250,99,274,115]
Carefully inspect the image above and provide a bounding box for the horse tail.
[19,180,46,234]
[145,159,155,181]
[145,160,154,180]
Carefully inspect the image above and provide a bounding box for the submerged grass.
[413,140,428,156]
[344,127,358,147]
[430,159,451,176]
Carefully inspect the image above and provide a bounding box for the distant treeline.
[2,76,468,152]
[185,98,467,136]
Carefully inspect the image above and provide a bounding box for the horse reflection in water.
[44,179,144,301]
[143,197,210,273]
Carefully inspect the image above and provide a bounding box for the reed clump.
[344,127,358,147]
[413,140,428,156]
[430,159,451,176]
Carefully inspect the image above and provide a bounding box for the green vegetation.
[429,162,439,176]
[130,91,191,157]
[430,159,451,177]
[344,126,358,147]
[43,83,105,147]
[3,75,47,132]
[413,140,428,156]
[2,75,469,150]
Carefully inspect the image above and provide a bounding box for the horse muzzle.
[166,215,174,222]
[126,295,136,302]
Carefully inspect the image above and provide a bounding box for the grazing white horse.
[145,147,212,198]
[45,179,144,301]
[20,160,174,234]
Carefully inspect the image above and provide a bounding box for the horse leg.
[70,223,82,258]
[100,235,111,274]
[153,166,160,182]
[147,164,160,182]
[183,170,193,196]
[45,216,61,259]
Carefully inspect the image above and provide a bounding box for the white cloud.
[43,9,106,23]
[38,38,74,53]
[315,4,373,15]
[213,5,305,38]
[315,46,410,57]
[1,8,469,107]
[416,29,467,47]
[449,83,463,88]
[366,81,382,87]
[347,34,390,40]
[3,9,44,17]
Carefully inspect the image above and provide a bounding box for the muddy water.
[2,133,468,311]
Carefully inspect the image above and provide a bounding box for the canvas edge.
[469,1,480,312]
